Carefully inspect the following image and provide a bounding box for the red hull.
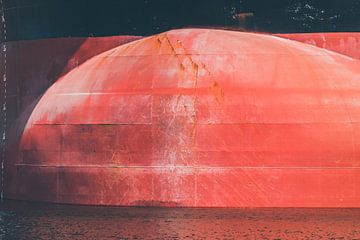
[3,29,360,207]
[276,32,360,60]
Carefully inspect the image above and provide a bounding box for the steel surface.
[3,29,360,207]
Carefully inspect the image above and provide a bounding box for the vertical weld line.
[0,0,7,201]
[193,56,199,206]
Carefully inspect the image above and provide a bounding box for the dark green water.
[0,200,359,239]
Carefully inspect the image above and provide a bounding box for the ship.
[1,1,360,207]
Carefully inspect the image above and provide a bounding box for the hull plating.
[3,29,360,207]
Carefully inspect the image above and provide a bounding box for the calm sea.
[0,200,359,239]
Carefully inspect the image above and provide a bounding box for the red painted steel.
[276,32,360,60]
[2,35,142,200]
[1,35,141,144]
[4,29,360,207]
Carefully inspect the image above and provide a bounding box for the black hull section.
[1,0,360,42]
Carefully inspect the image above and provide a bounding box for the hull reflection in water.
[0,200,359,239]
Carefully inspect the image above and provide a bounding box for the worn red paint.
[4,29,360,207]
[276,32,360,60]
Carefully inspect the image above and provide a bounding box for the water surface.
[0,200,359,239]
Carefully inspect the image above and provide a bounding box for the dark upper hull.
[1,0,360,42]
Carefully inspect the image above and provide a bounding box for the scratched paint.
[4,29,360,207]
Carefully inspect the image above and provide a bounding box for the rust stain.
[179,63,186,71]
[157,33,202,83]
[156,33,211,92]
[192,62,199,73]
[162,34,178,55]
[200,62,211,76]
[210,81,225,103]
[156,38,161,46]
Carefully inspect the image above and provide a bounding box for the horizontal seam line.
[32,123,152,126]
[94,53,340,57]
[15,164,360,170]
[32,122,360,125]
